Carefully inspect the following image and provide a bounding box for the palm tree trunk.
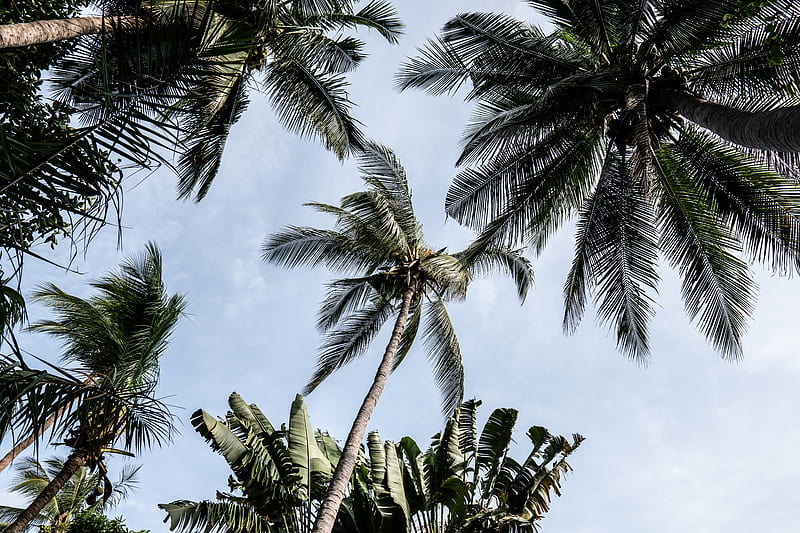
[311,286,417,533]
[0,408,62,474]
[0,378,90,474]
[654,89,800,152]
[0,16,139,49]
[4,450,89,533]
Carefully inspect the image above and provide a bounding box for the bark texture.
[311,286,417,533]
[4,451,89,533]
[0,16,139,49]
[655,90,800,152]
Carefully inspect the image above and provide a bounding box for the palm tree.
[0,243,186,533]
[398,0,800,360]
[262,142,533,533]
[2,0,403,199]
[0,456,139,532]
[0,1,403,300]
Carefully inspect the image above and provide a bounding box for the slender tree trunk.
[311,286,417,533]
[0,408,62,474]
[654,89,800,152]
[0,16,139,49]
[4,450,89,533]
[0,378,90,474]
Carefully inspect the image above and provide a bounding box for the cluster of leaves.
[0,456,140,532]
[62,510,147,533]
[0,0,121,282]
[160,394,581,533]
[397,0,800,361]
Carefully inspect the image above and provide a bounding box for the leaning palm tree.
[0,243,186,533]
[0,456,139,532]
[398,0,800,360]
[262,142,533,533]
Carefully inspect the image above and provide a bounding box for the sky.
[3,1,800,532]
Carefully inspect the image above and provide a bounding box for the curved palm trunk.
[4,450,89,533]
[655,90,800,152]
[0,407,62,473]
[311,286,417,533]
[0,377,91,474]
[0,16,139,49]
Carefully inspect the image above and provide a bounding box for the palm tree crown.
[0,456,139,532]
[262,142,533,533]
[263,143,532,412]
[0,243,186,533]
[398,0,800,361]
[31,0,405,201]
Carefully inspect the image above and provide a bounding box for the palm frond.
[456,245,533,302]
[655,144,754,360]
[264,58,365,159]
[422,298,464,415]
[672,127,800,274]
[159,499,272,533]
[312,0,404,44]
[262,227,383,274]
[305,297,395,394]
[316,277,377,333]
[395,37,473,95]
[356,142,419,242]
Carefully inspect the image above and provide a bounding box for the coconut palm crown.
[0,243,186,533]
[0,456,140,532]
[398,0,800,361]
[262,142,533,533]
[263,143,532,412]
[38,0,405,201]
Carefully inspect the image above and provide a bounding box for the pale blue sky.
[3,1,800,532]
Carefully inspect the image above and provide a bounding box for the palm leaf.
[422,298,464,415]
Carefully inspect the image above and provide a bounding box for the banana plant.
[160,393,363,533]
[365,400,584,533]
[161,396,581,533]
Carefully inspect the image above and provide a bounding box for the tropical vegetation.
[63,511,148,533]
[398,0,800,361]
[0,0,403,310]
[0,243,185,533]
[262,142,533,533]
[160,394,581,533]
[0,456,140,532]
[0,0,120,314]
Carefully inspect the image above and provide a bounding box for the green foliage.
[263,143,533,413]
[160,394,338,533]
[0,0,402,315]
[398,0,800,361]
[63,511,147,533]
[0,457,139,532]
[162,395,580,533]
[0,0,120,290]
[0,243,186,474]
[365,400,583,533]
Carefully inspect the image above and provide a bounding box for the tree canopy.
[398,0,800,360]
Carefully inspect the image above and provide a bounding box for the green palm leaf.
[401,0,800,361]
